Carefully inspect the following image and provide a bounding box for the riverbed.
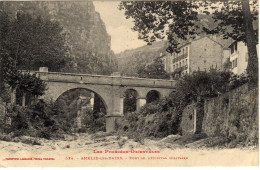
[0,132,258,167]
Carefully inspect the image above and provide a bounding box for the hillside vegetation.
[0,1,118,75]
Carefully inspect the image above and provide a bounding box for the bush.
[81,110,106,133]
[118,69,251,143]
[0,101,66,140]
[118,104,182,142]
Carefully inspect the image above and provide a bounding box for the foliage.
[0,10,67,103]
[53,88,107,133]
[137,57,170,79]
[116,41,167,77]
[119,0,258,83]
[0,101,64,139]
[118,98,181,141]
[1,59,47,104]
[123,89,137,114]
[65,50,118,75]
[19,73,47,98]
[82,110,106,132]
[1,99,105,139]
[0,11,69,72]
[119,69,250,142]
[174,69,249,103]
[119,1,257,52]
[1,57,21,89]
[0,1,119,76]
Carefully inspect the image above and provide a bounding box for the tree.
[1,57,22,104]
[0,11,69,72]
[0,11,63,104]
[119,0,258,84]
[18,73,47,106]
[123,89,137,113]
[137,57,170,79]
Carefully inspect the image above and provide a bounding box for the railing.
[173,65,188,72]
[172,53,188,63]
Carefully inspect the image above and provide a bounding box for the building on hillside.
[228,41,259,75]
[161,35,232,77]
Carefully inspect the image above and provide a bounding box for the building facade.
[161,36,230,77]
[228,41,258,75]
[161,35,258,77]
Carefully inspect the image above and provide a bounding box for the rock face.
[116,41,168,77]
[1,1,118,74]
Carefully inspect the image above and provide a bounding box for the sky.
[93,1,146,54]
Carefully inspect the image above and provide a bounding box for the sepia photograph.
[0,0,258,167]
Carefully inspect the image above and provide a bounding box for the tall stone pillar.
[76,110,82,129]
[87,92,95,110]
[90,93,94,105]
[11,88,17,105]
[76,96,83,130]
[119,97,124,115]
[106,87,124,133]
[193,107,197,133]
[136,98,146,111]
[22,93,26,107]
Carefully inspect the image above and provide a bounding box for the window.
[180,62,182,67]
[231,42,238,54]
[173,65,175,70]
[231,45,234,54]
[232,58,238,68]
[186,59,188,65]
[234,58,237,67]
[176,64,178,68]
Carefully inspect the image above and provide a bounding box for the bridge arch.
[121,87,140,98]
[55,87,108,113]
[146,90,161,103]
[123,89,138,114]
[42,82,114,115]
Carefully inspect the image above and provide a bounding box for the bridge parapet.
[20,70,176,88]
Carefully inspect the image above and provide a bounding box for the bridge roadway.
[21,68,176,132]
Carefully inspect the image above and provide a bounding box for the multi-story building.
[228,41,258,75]
[161,36,232,77]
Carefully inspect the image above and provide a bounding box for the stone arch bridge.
[23,69,176,132]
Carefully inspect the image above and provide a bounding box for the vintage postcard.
[0,0,258,167]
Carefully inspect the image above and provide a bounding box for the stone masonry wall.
[181,103,196,135]
[202,84,258,140]
[181,101,205,136]
[181,83,258,141]
[0,98,6,122]
[189,37,224,72]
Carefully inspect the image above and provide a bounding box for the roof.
[172,34,235,50]
[214,35,235,49]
